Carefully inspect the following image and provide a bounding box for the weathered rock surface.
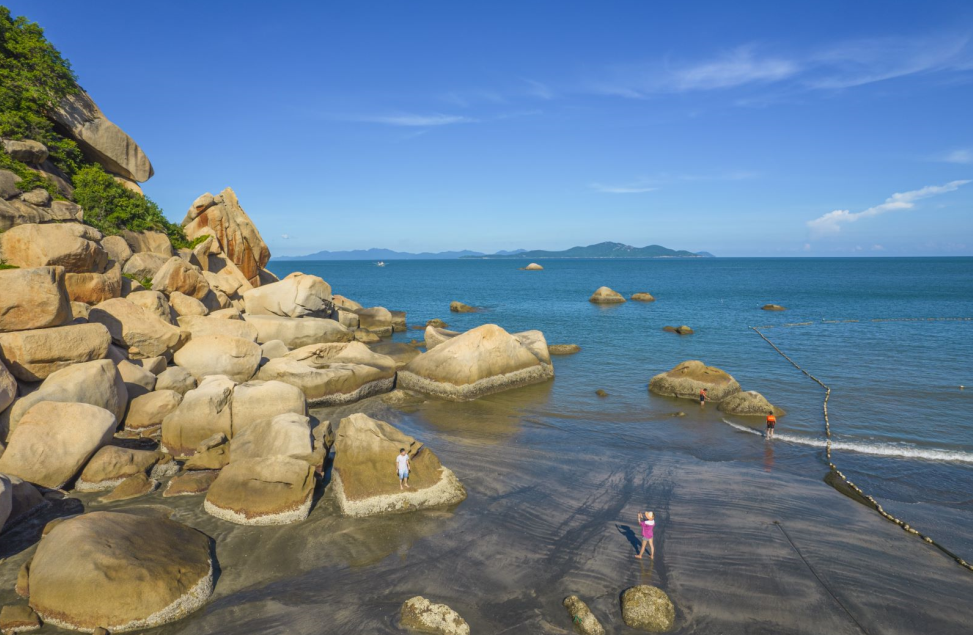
[589,287,626,303]
[0,603,42,633]
[229,379,306,432]
[620,585,675,632]
[524,262,543,270]
[355,328,380,343]
[168,291,208,317]
[0,223,106,273]
[649,360,741,402]
[88,297,188,358]
[76,446,161,491]
[163,470,219,497]
[182,188,269,286]
[391,310,407,332]
[425,325,459,350]
[549,344,581,355]
[0,357,15,413]
[356,306,393,336]
[332,413,466,517]
[0,402,116,488]
[152,257,213,304]
[631,292,656,302]
[2,138,48,164]
[98,472,158,502]
[122,251,169,281]
[161,376,234,458]
[426,318,448,329]
[718,390,785,417]
[256,342,396,405]
[398,324,554,401]
[368,341,421,369]
[0,267,70,333]
[449,301,477,313]
[259,339,290,361]
[243,272,332,318]
[27,511,215,632]
[0,473,48,531]
[400,596,470,635]
[229,412,313,462]
[204,456,315,525]
[662,325,694,335]
[101,235,133,266]
[117,359,157,398]
[563,595,605,635]
[124,390,182,433]
[244,314,353,348]
[0,323,111,381]
[126,290,175,324]
[177,314,258,342]
[64,261,123,305]
[155,366,196,396]
[172,334,261,383]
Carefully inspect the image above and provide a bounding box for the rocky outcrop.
[204,456,316,525]
[152,257,215,305]
[161,375,234,458]
[0,323,111,381]
[229,379,306,432]
[391,310,407,332]
[122,251,169,281]
[120,230,174,257]
[88,297,189,358]
[0,266,71,332]
[620,585,675,632]
[101,235,133,265]
[331,413,466,517]
[242,272,333,318]
[563,595,605,635]
[172,334,261,383]
[356,307,393,336]
[400,596,470,635]
[718,391,785,417]
[549,344,581,355]
[64,261,123,304]
[51,90,154,181]
[75,446,161,491]
[589,287,625,303]
[631,292,656,302]
[2,138,48,164]
[0,223,106,272]
[398,324,554,401]
[229,412,313,462]
[244,314,353,348]
[182,188,270,286]
[648,360,741,402]
[425,325,459,350]
[662,325,694,335]
[449,301,477,313]
[255,342,396,405]
[177,314,258,341]
[27,511,215,632]
[0,401,116,488]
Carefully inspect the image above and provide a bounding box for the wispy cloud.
[589,170,757,194]
[807,180,970,236]
[280,233,290,240]
[522,78,555,100]
[348,113,476,127]
[589,182,658,194]
[939,148,973,164]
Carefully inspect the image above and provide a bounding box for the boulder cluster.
[648,360,782,415]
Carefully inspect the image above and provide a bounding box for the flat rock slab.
[204,456,315,525]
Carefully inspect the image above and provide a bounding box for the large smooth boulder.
[152,257,213,303]
[75,446,161,491]
[177,315,258,342]
[126,289,175,324]
[88,297,188,358]
[173,334,260,383]
[0,266,71,332]
[255,342,396,405]
[0,323,111,381]
[244,314,353,348]
[620,585,675,632]
[0,402,116,488]
[648,360,741,403]
[120,230,174,257]
[27,511,215,632]
[2,138,48,164]
[182,188,270,286]
[398,324,555,401]
[242,272,333,318]
[356,306,392,336]
[51,89,154,181]
[124,390,182,433]
[589,287,626,303]
[122,251,169,281]
[718,391,785,417]
[64,261,123,305]
[168,291,208,317]
[3,359,127,436]
[0,223,107,273]
[331,414,465,517]
[425,325,459,350]
[400,596,470,635]
[116,359,157,398]
[229,380,306,432]
[161,376,234,458]
[229,412,313,462]
[0,168,22,199]
[101,235,133,266]
[204,456,315,525]
[155,366,196,395]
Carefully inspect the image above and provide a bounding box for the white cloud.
[941,149,973,164]
[871,244,885,251]
[281,234,290,240]
[589,170,757,194]
[807,180,970,236]
[589,182,657,194]
[349,113,476,127]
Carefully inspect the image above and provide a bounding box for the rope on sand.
[751,324,973,574]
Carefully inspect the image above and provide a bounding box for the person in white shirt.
[396,448,411,490]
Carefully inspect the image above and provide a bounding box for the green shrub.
[0,259,19,270]
[0,149,63,198]
[122,272,152,289]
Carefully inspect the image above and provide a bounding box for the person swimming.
[635,511,655,559]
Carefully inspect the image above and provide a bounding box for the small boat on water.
[376,261,386,267]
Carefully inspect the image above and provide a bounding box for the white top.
[396,454,410,471]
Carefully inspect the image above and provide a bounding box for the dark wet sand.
[2,391,972,634]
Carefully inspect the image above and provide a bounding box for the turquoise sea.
[269,257,973,557]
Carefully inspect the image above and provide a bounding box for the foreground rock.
[331,413,466,517]
[400,596,470,635]
[229,413,313,463]
[631,292,656,302]
[620,585,675,632]
[27,511,214,632]
[549,344,581,355]
[589,287,625,303]
[243,272,333,318]
[398,324,554,401]
[0,402,116,488]
[75,446,161,491]
[563,595,605,635]
[172,334,261,382]
[88,297,189,358]
[256,342,396,405]
[0,323,111,381]
[0,266,70,332]
[204,456,315,525]
[0,604,41,633]
[649,360,741,402]
[449,301,477,313]
[161,376,234,457]
[762,304,787,311]
[718,391,785,417]
[182,188,270,286]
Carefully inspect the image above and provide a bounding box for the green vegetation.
[0,259,19,270]
[1,8,188,245]
[122,272,152,289]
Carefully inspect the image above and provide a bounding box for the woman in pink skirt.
[635,511,655,559]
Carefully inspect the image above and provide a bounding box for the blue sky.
[7,0,973,256]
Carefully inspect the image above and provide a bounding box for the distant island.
[275,242,712,261]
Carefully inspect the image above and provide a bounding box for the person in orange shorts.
[766,411,777,439]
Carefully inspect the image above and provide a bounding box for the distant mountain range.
[274,242,711,261]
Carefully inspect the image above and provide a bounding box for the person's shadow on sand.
[616,524,641,553]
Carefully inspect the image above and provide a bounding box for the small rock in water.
[762,304,787,311]
[589,286,626,304]
[426,318,449,329]
[523,262,544,270]
[98,473,158,503]
[631,292,656,302]
[449,301,477,313]
[670,412,687,417]
[549,344,581,355]
[400,596,470,635]
[563,595,605,635]
[0,604,42,632]
[163,470,220,497]
[595,389,608,397]
[620,585,675,632]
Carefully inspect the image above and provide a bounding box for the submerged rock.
[426,318,448,329]
[563,595,605,635]
[400,596,470,635]
[762,304,787,311]
[620,585,675,632]
[662,325,693,335]
[27,511,214,632]
[718,390,785,417]
[331,413,466,517]
[367,341,421,369]
[548,344,581,355]
[449,301,477,313]
[589,287,626,304]
[595,389,608,397]
[398,324,554,401]
[631,292,656,302]
[204,456,316,525]
[524,262,544,270]
[649,360,740,402]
